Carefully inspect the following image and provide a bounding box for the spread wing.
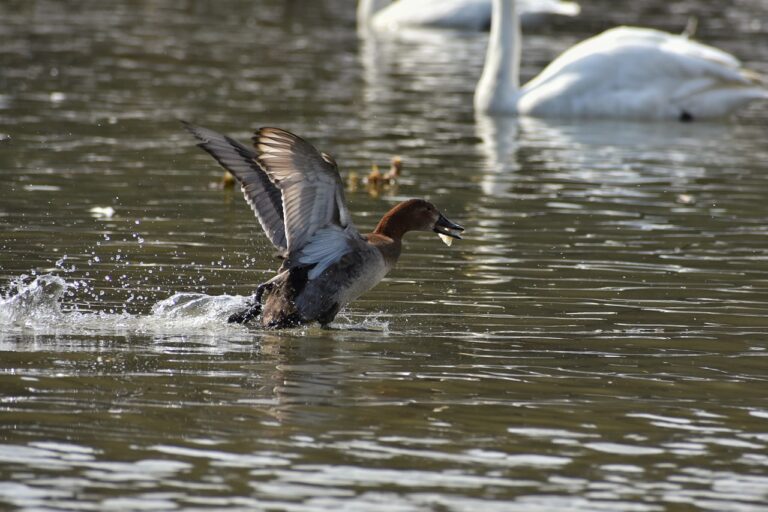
[183,122,287,253]
[253,127,354,253]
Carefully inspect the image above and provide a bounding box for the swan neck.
[357,0,390,25]
[475,0,521,112]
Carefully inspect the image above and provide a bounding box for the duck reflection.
[255,333,344,425]
[246,329,395,427]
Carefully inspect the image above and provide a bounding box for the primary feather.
[182,122,287,252]
[254,128,354,254]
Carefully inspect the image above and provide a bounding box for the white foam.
[0,274,250,337]
[0,274,390,337]
[0,274,69,325]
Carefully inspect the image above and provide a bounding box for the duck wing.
[184,122,287,252]
[253,127,355,254]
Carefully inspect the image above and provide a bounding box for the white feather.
[475,0,768,120]
[360,0,580,32]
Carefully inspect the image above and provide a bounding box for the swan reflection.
[475,114,743,199]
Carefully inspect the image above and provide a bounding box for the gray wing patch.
[253,127,354,253]
[183,122,287,252]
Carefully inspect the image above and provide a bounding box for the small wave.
[330,312,390,334]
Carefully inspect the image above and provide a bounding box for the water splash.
[0,274,249,336]
[0,274,69,325]
[151,292,249,326]
[0,274,389,336]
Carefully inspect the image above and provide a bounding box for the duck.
[383,155,403,183]
[475,0,768,120]
[358,0,580,33]
[366,156,402,194]
[220,170,236,188]
[184,122,464,329]
[346,156,402,196]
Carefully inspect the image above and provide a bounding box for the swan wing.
[530,27,744,88]
[521,27,767,118]
[372,0,579,31]
[254,127,355,255]
[184,122,287,252]
[373,0,491,31]
[518,0,580,17]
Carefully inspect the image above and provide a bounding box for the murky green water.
[2,0,768,510]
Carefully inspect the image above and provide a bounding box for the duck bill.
[433,213,464,240]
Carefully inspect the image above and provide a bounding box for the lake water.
[2,0,768,510]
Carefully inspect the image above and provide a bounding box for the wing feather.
[183,122,287,252]
[253,127,355,254]
[297,226,358,280]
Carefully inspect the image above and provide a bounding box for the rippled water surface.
[2,0,768,510]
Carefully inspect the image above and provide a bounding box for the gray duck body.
[261,235,392,328]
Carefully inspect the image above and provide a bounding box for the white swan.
[474,0,768,120]
[358,0,580,33]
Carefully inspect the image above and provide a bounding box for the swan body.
[475,0,768,120]
[359,0,580,32]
